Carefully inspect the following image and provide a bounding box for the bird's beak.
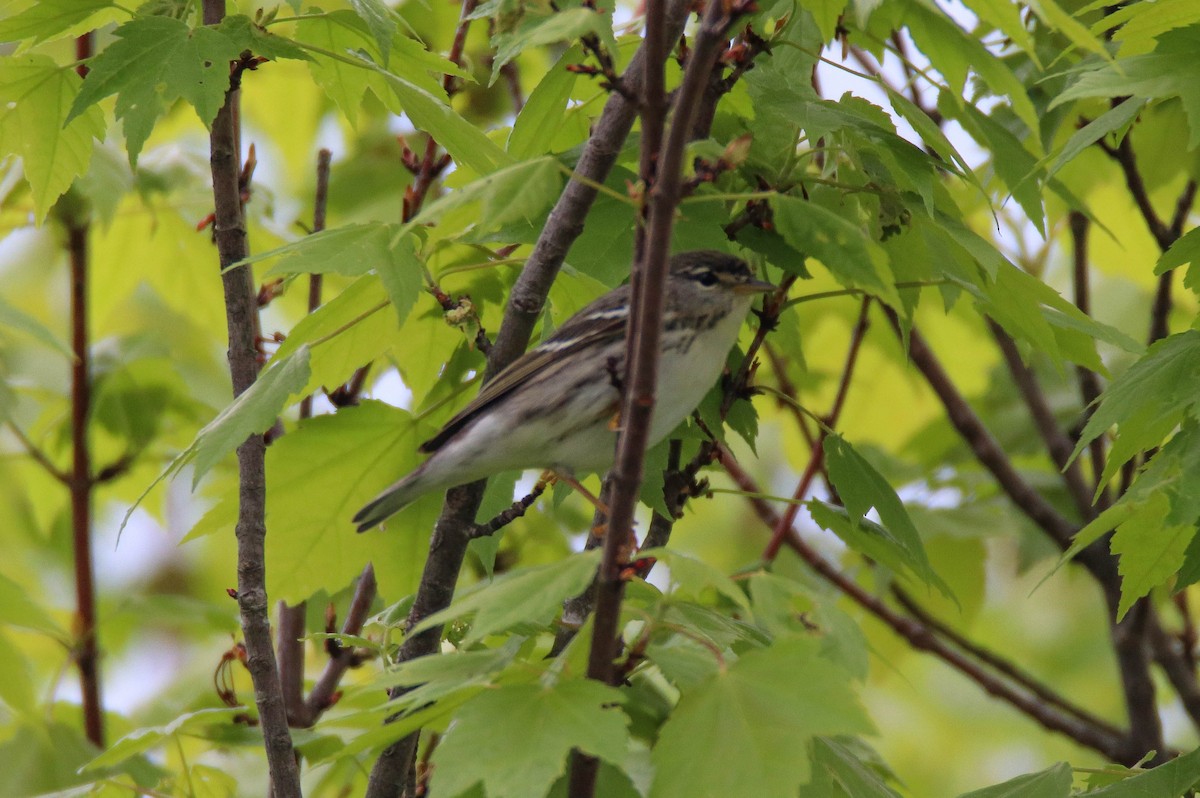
[733,278,776,295]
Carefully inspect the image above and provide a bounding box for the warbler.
[353,250,774,531]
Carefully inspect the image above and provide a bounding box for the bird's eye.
[697,272,719,287]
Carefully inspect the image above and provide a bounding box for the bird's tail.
[353,465,439,532]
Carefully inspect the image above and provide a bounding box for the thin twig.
[202,0,301,791]
[987,320,1096,522]
[892,587,1122,736]
[305,565,378,721]
[763,298,870,561]
[716,449,1132,762]
[6,422,69,485]
[1068,212,1110,507]
[364,4,697,793]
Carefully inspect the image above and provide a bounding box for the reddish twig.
[67,198,103,749]
[763,297,870,561]
[305,565,378,721]
[716,449,1131,762]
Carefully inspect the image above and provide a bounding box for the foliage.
[1,0,1200,796]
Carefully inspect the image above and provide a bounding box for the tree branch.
[888,312,1164,763]
[365,3,696,793]
[66,180,104,750]
[585,0,742,690]
[1068,211,1110,507]
[202,1,300,792]
[715,448,1131,762]
[483,0,694,378]
[987,320,1096,522]
[305,565,378,721]
[763,297,869,561]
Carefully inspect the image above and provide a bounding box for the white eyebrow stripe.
[585,308,628,320]
[537,339,579,352]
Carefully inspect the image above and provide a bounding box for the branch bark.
[364,3,695,794]
[716,447,1132,762]
[202,0,300,792]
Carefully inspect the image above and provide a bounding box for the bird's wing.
[419,289,630,453]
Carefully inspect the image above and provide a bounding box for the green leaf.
[1157,225,1200,274]
[414,156,563,233]
[1054,423,1200,586]
[952,102,1045,234]
[956,761,1072,798]
[772,195,898,307]
[431,680,628,798]
[649,638,872,798]
[262,222,400,277]
[0,55,104,221]
[491,8,611,84]
[363,56,510,177]
[67,17,241,164]
[823,434,952,597]
[0,294,72,357]
[264,401,439,602]
[1110,0,1200,55]
[217,15,312,61]
[378,233,425,326]
[0,573,66,638]
[275,275,393,399]
[84,708,246,770]
[1024,0,1111,59]
[807,737,902,798]
[1082,746,1200,797]
[412,551,601,645]
[188,345,311,486]
[640,548,751,611]
[1071,331,1200,486]
[508,48,580,159]
[902,2,1040,136]
[0,0,121,48]
[1050,28,1200,149]
[294,11,399,124]
[1110,493,1192,620]
[0,632,35,714]
[1044,97,1146,181]
[349,0,396,63]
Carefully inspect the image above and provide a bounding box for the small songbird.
[353,250,774,531]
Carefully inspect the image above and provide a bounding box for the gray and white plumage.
[353,250,773,531]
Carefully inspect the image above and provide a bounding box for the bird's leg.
[543,470,614,537]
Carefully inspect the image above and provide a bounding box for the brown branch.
[575,3,747,795]
[305,564,378,721]
[763,297,869,561]
[66,185,103,749]
[889,312,1165,763]
[278,150,336,728]
[586,0,741,687]
[1068,212,1110,507]
[716,449,1131,762]
[6,422,70,485]
[890,314,1079,548]
[365,3,696,793]
[482,0,694,379]
[202,0,300,792]
[364,482,486,798]
[276,601,307,726]
[987,320,1096,522]
[1149,613,1200,729]
[1098,134,1173,250]
[892,587,1122,736]
[468,477,550,538]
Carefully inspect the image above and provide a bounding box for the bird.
[353,250,774,531]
